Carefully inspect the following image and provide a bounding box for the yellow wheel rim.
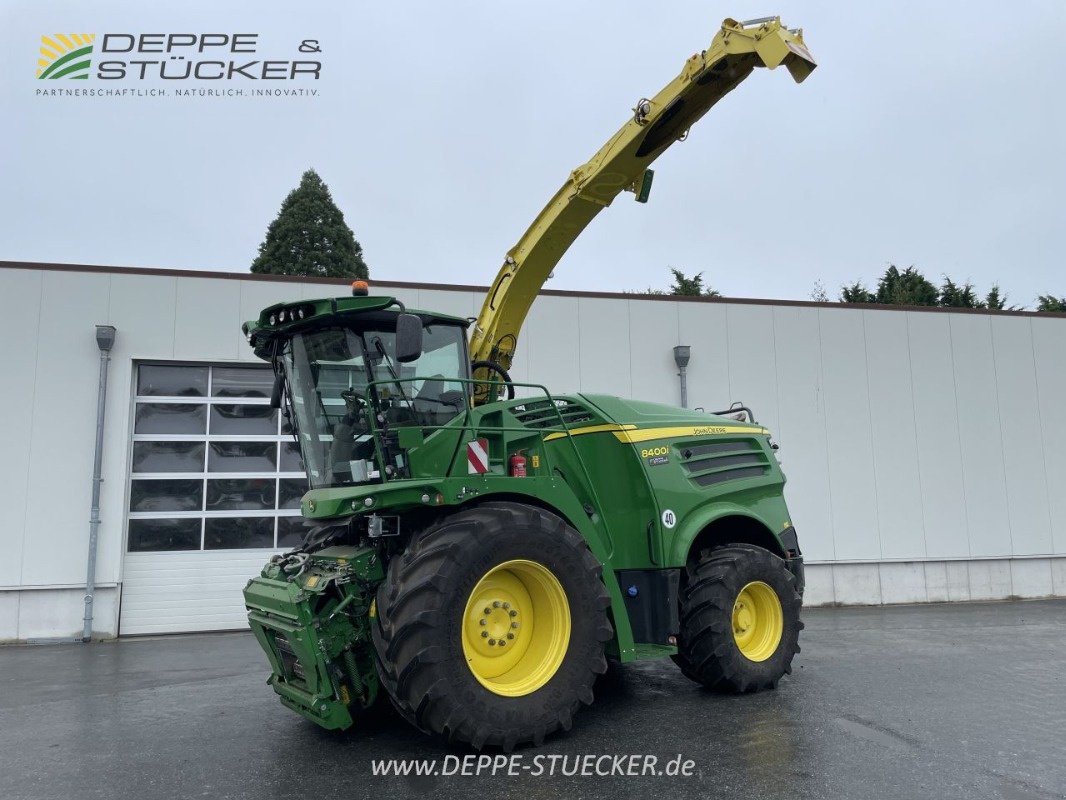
[732,581,784,662]
[461,559,571,697]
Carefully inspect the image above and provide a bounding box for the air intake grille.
[512,399,596,430]
[680,439,769,488]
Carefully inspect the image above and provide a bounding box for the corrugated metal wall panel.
[990,317,1053,556]
[3,265,1065,638]
[21,271,111,587]
[725,305,780,434]
[863,311,926,560]
[626,299,679,406]
[1031,318,1066,555]
[770,306,832,560]
[818,309,880,561]
[525,295,581,396]
[950,314,1011,558]
[578,297,633,395]
[906,312,970,559]
[677,301,730,410]
[174,277,242,361]
[0,269,42,588]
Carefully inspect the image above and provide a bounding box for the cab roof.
[242,293,469,361]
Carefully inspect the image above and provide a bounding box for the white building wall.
[1,263,1064,640]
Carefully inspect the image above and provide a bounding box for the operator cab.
[279,311,471,488]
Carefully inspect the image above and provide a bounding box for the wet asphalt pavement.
[1,600,1064,800]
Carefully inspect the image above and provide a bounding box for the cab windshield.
[280,320,468,488]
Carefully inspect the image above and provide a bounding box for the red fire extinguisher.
[509,451,527,477]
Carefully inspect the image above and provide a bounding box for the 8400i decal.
[641,445,670,466]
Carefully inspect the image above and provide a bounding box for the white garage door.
[119,363,307,635]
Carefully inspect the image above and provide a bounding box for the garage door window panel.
[206,478,277,511]
[128,518,202,552]
[280,442,304,472]
[209,404,278,435]
[127,363,304,553]
[277,516,307,548]
[137,365,208,397]
[134,403,207,435]
[129,479,204,513]
[205,517,276,550]
[208,441,277,472]
[131,441,206,473]
[278,478,308,509]
[211,366,273,399]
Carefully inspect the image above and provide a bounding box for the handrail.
[354,377,609,510]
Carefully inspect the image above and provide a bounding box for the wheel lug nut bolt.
[498,640,506,647]
[479,619,487,626]
[493,601,501,608]
[483,607,491,615]
[481,631,488,638]
[488,639,496,645]
[507,633,514,640]
[509,610,517,618]
[502,602,510,609]
[511,622,519,629]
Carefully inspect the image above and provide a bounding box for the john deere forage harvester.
[242,16,815,750]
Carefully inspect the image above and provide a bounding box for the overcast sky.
[2,1,1064,306]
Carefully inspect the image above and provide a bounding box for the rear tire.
[673,544,802,692]
[371,502,612,750]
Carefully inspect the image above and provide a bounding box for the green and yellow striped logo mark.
[37,34,95,80]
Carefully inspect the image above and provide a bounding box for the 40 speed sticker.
[661,509,677,529]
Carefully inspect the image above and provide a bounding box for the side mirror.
[395,313,424,363]
[270,373,284,409]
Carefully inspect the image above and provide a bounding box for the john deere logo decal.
[37,34,95,80]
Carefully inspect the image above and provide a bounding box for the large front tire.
[673,544,802,692]
[371,502,612,750]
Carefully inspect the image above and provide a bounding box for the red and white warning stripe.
[467,438,489,474]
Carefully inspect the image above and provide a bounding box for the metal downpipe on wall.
[83,325,116,642]
[673,345,691,409]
